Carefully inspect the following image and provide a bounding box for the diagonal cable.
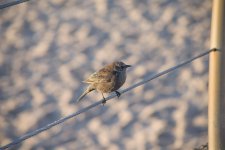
[0,48,217,150]
[0,0,30,9]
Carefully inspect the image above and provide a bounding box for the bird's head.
[114,61,131,71]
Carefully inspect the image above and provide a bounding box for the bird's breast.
[113,71,126,91]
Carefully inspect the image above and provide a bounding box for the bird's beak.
[124,65,132,68]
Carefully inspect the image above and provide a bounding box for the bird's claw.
[102,98,106,105]
[115,91,121,98]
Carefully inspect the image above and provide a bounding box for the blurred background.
[0,0,211,149]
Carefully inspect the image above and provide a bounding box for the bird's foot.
[101,92,107,105]
[115,91,121,98]
[102,98,107,105]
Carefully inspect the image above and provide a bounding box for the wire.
[0,0,30,9]
[0,48,218,150]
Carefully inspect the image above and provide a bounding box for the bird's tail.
[76,86,95,103]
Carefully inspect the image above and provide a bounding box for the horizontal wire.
[0,0,30,9]
[0,48,218,150]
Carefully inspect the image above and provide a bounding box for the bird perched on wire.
[76,61,131,104]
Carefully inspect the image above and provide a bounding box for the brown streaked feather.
[83,64,115,84]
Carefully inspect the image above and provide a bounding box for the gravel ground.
[0,0,211,149]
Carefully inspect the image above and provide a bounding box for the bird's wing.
[83,68,115,83]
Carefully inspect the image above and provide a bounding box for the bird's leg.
[101,92,106,105]
[115,91,121,98]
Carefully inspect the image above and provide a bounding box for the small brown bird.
[77,61,131,104]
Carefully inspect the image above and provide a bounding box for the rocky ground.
[0,0,211,149]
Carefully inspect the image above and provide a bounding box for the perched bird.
[76,61,131,104]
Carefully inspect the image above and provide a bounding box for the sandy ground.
[0,0,211,149]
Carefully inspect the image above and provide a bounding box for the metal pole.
[209,0,225,149]
[219,27,225,149]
